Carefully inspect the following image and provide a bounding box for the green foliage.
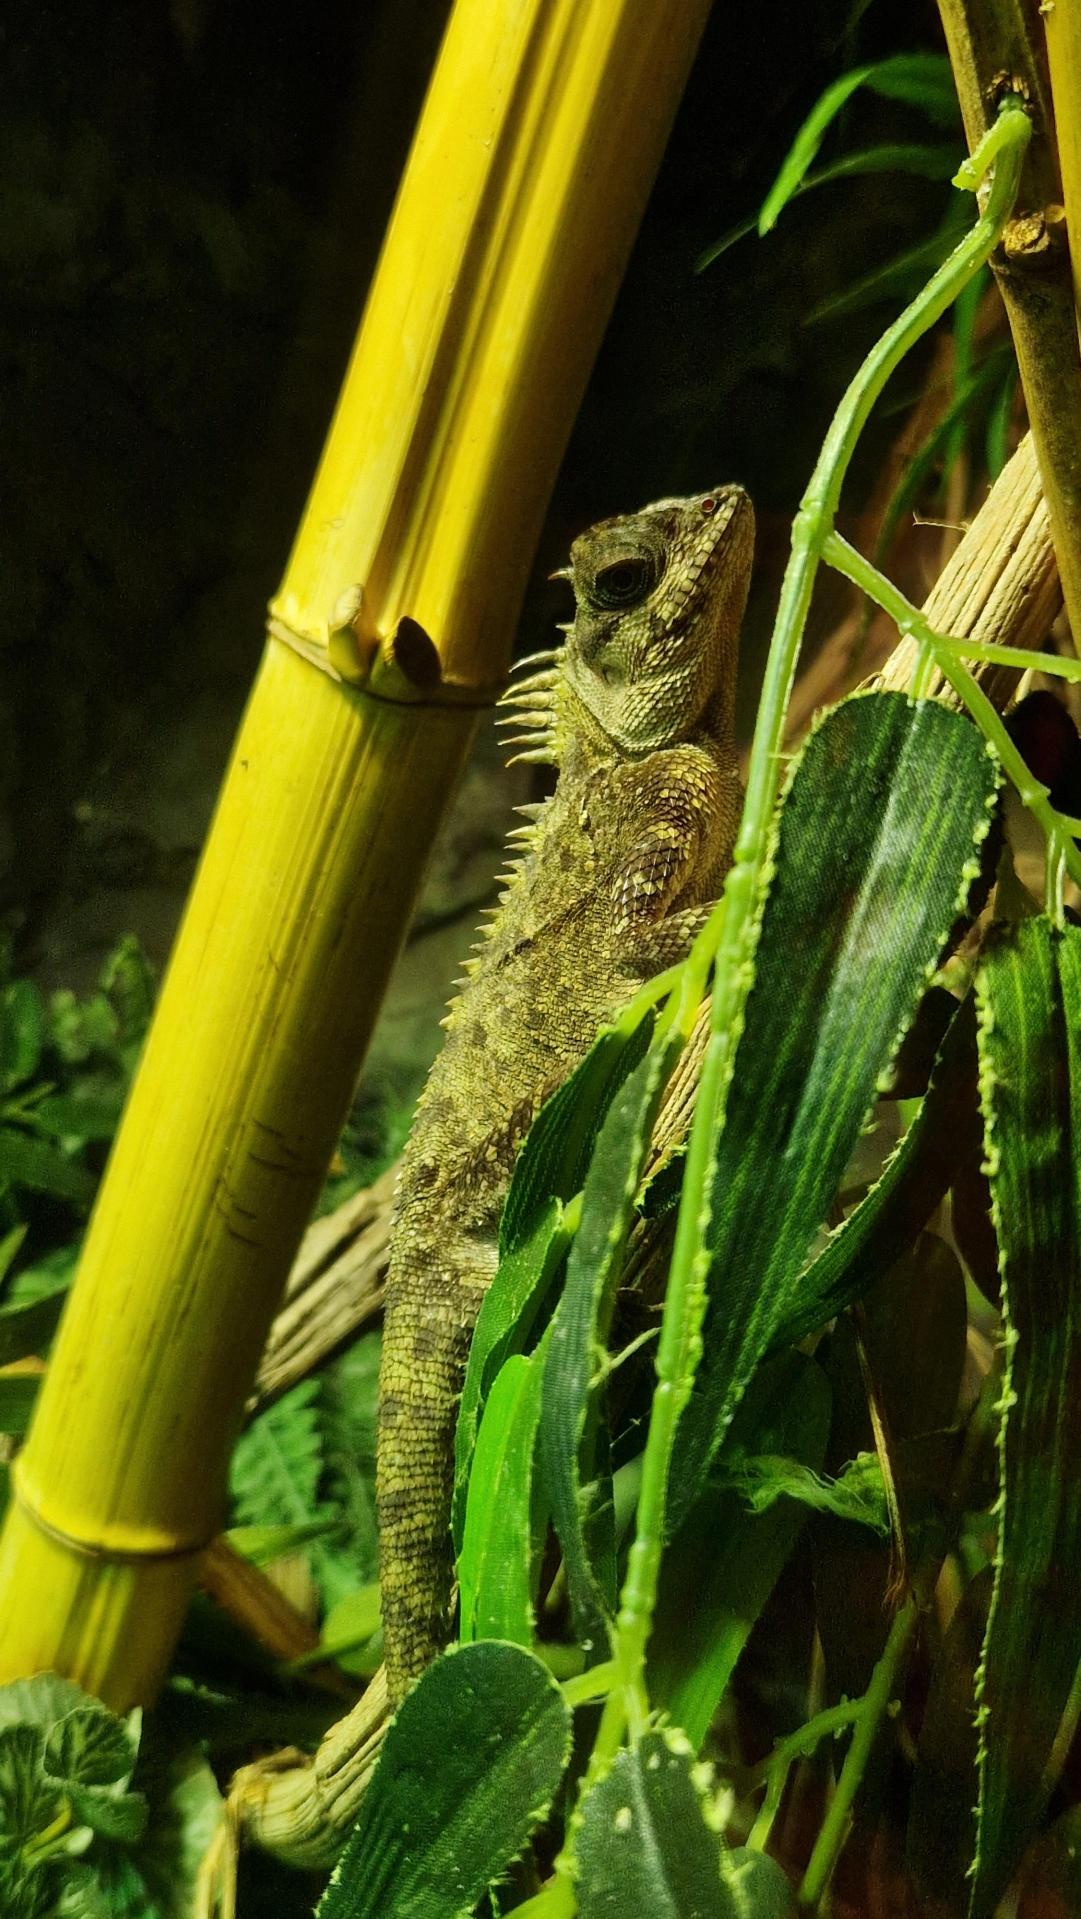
[968,921,1081,1917]
[0,1673,219,1918]
[671,693,998,1519]
[0,935,154,1239]
[317,1643,571,1919]
[574,1729,733,1918]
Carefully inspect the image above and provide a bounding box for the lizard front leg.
[612,745,741,973]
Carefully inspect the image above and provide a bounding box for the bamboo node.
[11,1463,214,1564]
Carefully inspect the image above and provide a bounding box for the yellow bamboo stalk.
[1043,0,1081,337]
[0,0,713,1707]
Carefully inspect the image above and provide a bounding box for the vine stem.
[796,1598,918,1908]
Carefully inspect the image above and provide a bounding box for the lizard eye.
[590,553,658,610]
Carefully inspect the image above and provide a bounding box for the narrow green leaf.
[758,53,955,236]
[0,983,46,1092]
[317,1642,571,1919]
[575,1730,734,1918]
[969,919,1081,1917]
[695,144,956,273]
[0,1130,96,1206]
[458,1347,547,1647]
[672,694,998,1525]
[539,1042,675,1653]
[805,207,969,325]
[757,65,873,234]
[453,1199,569,1553]
[500,1009,653,1256]
[649,1352,830,1749]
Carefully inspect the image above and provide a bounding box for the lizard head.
[559,485,754,756]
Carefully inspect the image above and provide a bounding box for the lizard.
[376,483,755,1704]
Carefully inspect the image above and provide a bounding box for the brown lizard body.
[377,486,754,1703]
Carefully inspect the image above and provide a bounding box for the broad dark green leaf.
[775,994,976,1349]
[575,1730,731,1918]
[452,1200,569,1552]
[458,1347,546,1647]
[968,919,1081,1918]
[317,1642,571,1919]
[539,1042,676,1654]
[649,1351,831,1749]
[672,694,999,1527]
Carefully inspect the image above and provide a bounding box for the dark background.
[2,0,947,995]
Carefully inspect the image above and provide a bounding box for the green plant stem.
[611,100,1031,1720]
[822,528,1081,899]
[748,1697,866,1790]
[945,638,1081,682]
[797,1599,918,1909]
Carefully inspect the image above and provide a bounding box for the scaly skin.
[376,485,755,1703]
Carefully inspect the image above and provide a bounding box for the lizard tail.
[376,1281,473,1704]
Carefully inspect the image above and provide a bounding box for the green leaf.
[228,1377,349,1607]
[44,1706,137,1788]
[696,143,956,273]
[778,995,976,1348]
[499,1004,655,1256]
[720,1849,797,1918]
[0,983,46,1092]
[0,1373,40,1436]
[317,1642,571,1919]
[968,919,1081,1917]
[757,54,956,235]
[864,51,958,125]
[453,1200,570,1553]
[539,1042,676,1653]
[0,1723,63,1852]
[672,694,999,1526]
[131,1746,223,1919]
[458,1347,547,1647]
[907,1568,991,1912]
[757,65,875,234]
[575,1730,734,1918]
[33,1090,125,1144]
[649,1352,830,1749]
[805,206,969,325]
[0,1288,68,1366]
[0,1129,96,1205]
[98,936,155,1050]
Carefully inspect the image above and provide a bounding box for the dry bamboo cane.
[0,0,714,1707]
